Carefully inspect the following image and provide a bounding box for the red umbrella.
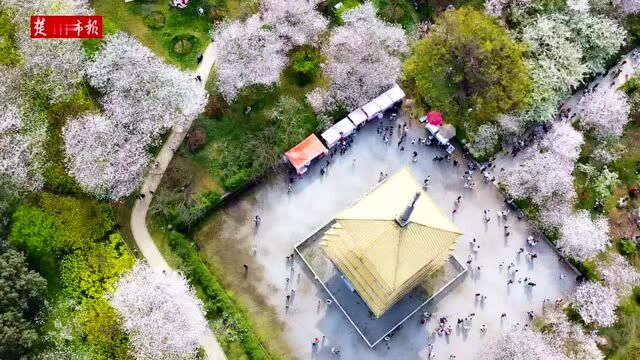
[427,112,443,126]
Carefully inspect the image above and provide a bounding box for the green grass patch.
[192,66,320,192]
[569,259,600,282]
[90,0,211,69]
[599,289,640,359]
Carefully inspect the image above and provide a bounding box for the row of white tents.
[321,85,406,148]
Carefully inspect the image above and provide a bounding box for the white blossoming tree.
[108,262,210,360]
[557,210,609,261]
[480,328,568,360]
[501,122,582,207]
[543,308,604,360]
[540,122,585,164]
[469,124,500,160]
[308,2,407,112]
[597,253,640,297]
[261,0,328,47]
[212,16,288,101]
[63,33,206,200]
[573,281,619,327]
[621,0,640,14]
[2,0,89,101]
[578,88,631,139]
[0,67,46,191]
[500,151,576,205]
[87,33,207,142]
[63,114,150,200]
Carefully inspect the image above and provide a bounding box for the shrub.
[223,169,253,192]
[570,259,601,281]
[619,239,638,257]
[143,11,165,29]
[167,232,271,359]
[289,46,322,86]
[59,233,134,300]
[187,128,208,152]
[9,206,62,260]
[170,35,198,57]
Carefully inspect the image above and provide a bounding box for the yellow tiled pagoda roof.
[321,167,462,317]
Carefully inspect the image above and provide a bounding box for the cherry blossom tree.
[2,0,89,101]
[0,67,45,191]
[308,2,407,112]
[261,0,328,47]
[540,122,585,164]
[573,281,619,327]
[480,328,568,360]
[63,33,206,199]
[87,33,207,142]
[597,253,640,297]
[500,151,576,205]
[621,0,640,14]
[542,307,604,360]
[212,16,288,101]
[484,0,533,18]
[108,262,210,360]
[557,210,609,261]
[577,88,630,139]
[469,124,500,160]
[63,114,150,200]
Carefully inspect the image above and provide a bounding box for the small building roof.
[348,109,368,126]
[321,168,462,317]
[285,134,328,174]
[384,84,406,103]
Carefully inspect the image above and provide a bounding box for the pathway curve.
[561,48,640,120]
[495,48,639,170]
[130,42,226,360]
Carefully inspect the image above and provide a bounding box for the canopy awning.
[425,124,449,145]
[322,118,356,148]
[362,101,382,120]
[321,127,342,148]
[427,112,443,126]
[334,118,356,136]
[347,109,368,126]
[285,134,328,174]
[384,84,406,103]
[373,93,395,112]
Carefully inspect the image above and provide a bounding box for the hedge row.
[167,231,272,360]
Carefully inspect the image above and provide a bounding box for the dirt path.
[130,42,226,360]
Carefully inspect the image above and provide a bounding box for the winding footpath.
[130,43,226,360]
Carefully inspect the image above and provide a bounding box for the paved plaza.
[195,114,577,359]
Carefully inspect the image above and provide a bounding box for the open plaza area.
[193,115,578,359]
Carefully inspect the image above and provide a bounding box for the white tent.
[335,117,356,136]
[373,93,394,112]
[347,109,368,126]
[321,118,356,148]
[385,84,406,103]
[321,127,342,148]
[362,101,382,120]
[425,123,449,146]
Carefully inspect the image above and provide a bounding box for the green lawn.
[600,289,640,359]
[91,0,211,69]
